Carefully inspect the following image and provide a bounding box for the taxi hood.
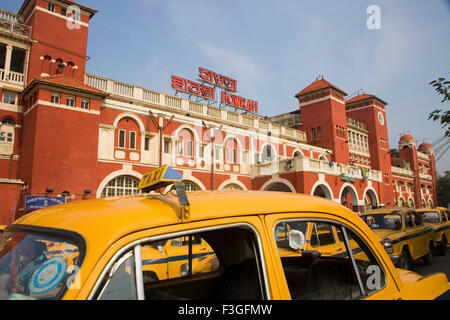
[369,228,400,241]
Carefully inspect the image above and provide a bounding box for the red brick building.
[0,0,438,224]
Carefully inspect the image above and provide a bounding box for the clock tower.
[345,94,394,207]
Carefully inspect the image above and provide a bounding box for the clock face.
[378,111,385,126]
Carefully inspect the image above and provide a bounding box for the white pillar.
[4,45,13,78]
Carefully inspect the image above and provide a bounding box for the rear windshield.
[417,211,440,223]
[0,229,83,300]
[361,213,402,230]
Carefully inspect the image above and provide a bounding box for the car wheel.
[397,249,412,270]
[423,244,433,265]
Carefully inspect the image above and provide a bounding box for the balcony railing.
[0,68,25,85]
[85,73,308,143]
[0,9,31,38]
[251,156,382,182]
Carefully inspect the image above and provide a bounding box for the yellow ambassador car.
[416,208,450,256]
[360,208,434,270]
[0,166,448,300]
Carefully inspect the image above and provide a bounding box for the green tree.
[428,76,450,137]
[437,171,450,208]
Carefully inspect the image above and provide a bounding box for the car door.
[411,212,428,257]
[404,212,420,259]
[84,216,277,300]
[264,212,401,300]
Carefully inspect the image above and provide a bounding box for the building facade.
[0,0,438,224]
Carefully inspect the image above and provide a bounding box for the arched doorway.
[264,182,293,192]
[312,184,332,199]
[364,189,378,211]
[340,185,358,211]
[222,183,244,191]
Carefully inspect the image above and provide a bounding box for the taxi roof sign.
[137,165,183,193]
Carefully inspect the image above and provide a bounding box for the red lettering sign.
[221,91,258,113]
[198,67,237,92]
[172,75,215,101]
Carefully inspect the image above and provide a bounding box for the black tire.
[397,249,412,270]
[438,237,447,256]
[423,243,433,265]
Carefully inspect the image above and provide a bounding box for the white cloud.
[196,42,264,85]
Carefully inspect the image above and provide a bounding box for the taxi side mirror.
[289,229,306,251]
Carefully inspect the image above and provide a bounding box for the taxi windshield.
[417,211,440,223]
[0,230,83,300]
[361,213,402,230]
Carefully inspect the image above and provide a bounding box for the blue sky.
[4,0,450,173]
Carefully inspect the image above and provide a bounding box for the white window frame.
[129,131,136,150]
[48,2,56,12]
[66,95,75,107]
[118,129,126,148]
[186,140,193,157]
[81,98,90,110]
[2,91,17,105]
[51,92,60,104]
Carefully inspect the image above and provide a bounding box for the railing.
[0,68,25,85]
[0,9,31,38]
[84,73,309,144]
[251,156,382,181]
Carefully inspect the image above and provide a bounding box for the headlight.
[382,238,392,248]
[180,263,189,277]
[382,238,393,254]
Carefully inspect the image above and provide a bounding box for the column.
[4,45,12,80]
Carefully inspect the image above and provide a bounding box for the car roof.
[414,208,440,212]
[361,207,413,215]
[11,191,355,246]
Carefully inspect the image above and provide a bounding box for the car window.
[310,222,335,247]
[405,214,414,228]
[412,213,423,226]
[95,225,267,300]
[273,219,386,300]
[361,214,402,230]
[98,252,136,300]
[418,211,440,223]
[440,211,447,222]
[0,230,83,300]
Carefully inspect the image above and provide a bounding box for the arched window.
[182,180,200,191]
[224,138,239,164]
[222,183,244,191]
[42,55,52,75]
[261,144,276,162]
[293,151,302,157]
[177,129,195,158]
[115,117,140,154]
[101,175,141,198]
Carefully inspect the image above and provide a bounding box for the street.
[410,248,450,280]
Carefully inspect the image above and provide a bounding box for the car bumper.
[389,254,401,264]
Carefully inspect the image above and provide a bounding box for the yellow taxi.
[0,225,6,234]
[416,208,450,256]
[360,208,434,270]
[0,166,448,300]
[141,235,218,282]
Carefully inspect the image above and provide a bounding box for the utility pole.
[202,121,222,190]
